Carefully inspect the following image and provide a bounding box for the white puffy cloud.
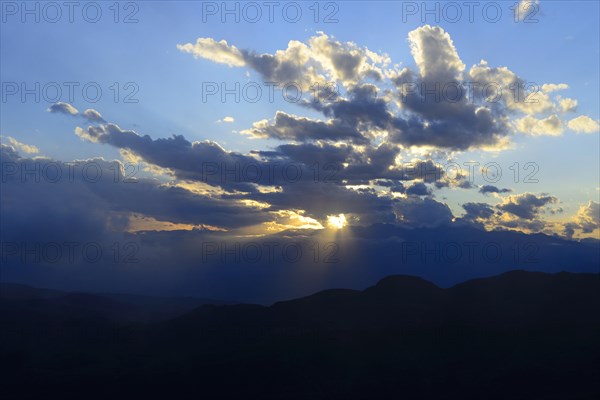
[178,32,389,90]
[541,83,568,93]
[557,97,577,113]
[515,115,564,136]
[469,61,554,114]
[407,25,465,82]
[567,115,600,133]
[2,136,39,154]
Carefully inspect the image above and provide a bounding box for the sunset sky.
[1,1,599,301]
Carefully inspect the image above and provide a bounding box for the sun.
[326,214,347,229]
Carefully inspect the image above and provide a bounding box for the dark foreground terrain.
[1,270,599,399]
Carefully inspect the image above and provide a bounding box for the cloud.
[567,115,599,133]
[47,102,105,123]
[70,119,453,228]
[0,145,271,231]
[515,115,564,136]
[408,25,465,82]
[576,201,600,232]
[462,202,496,221]
[497,193,558,220]
[47,102,78,116]
[48,23,595,234]
[405,182,431,196]
[82,109,106,123]
[178,32,388,90]
[217,116,235,123]
[393,197,453,228]
[74,123,272,193]
[514,0,540,22]
[241,111,368,144]
[177,38,245,67]
[479,185,512,195]
[2,136,39,154]
[541,83,568,93]
[469,60,554,114]
[307,32,387,85]
[179,27,589,152]
[557,97,577,113]
[564,201,600,238]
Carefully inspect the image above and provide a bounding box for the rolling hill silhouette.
[1,271,599,399]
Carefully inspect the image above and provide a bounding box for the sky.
[1,1,599,301]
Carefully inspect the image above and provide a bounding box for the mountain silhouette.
[1,271,599,399]
[0,283,235,323]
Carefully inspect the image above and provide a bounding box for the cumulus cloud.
[408,25,465,82]
[217,116,235,123]
[557,97,577,113]
[2,136,39,154]
[82,108,106,123]
[541,83,568,93]
[564,201,600,239]
[179,26,591,152]
[405,182,431,196]
[462,202,496,221]
[177,32,388,90]
[469,60,554,115]
[567,115,599,133]
[497,193,558,220]
[47,102,105,123]
[458,192,564,234]
[45,26,595,235]
[515,115,564,136]
[47,102,78,116]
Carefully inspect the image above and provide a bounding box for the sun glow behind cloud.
[327,214,347,229]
